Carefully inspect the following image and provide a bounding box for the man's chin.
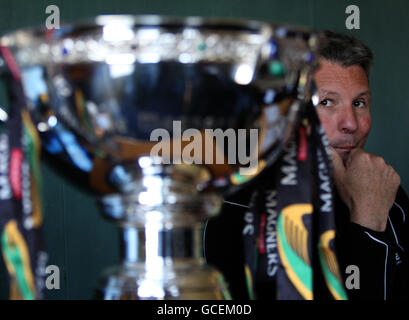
[333,148,351,164]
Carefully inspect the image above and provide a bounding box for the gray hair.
[318,30,374,78]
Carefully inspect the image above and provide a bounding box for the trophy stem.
[120,225,203,263]
[96,159,230,300]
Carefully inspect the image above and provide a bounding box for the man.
[205,30,409,300]
[315,31,409,300]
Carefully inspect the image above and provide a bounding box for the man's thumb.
[329,147,345,182]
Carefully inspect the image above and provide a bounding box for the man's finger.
[345,147,364,166]
[330,147,346,182]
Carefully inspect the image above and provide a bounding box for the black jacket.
[204,186,409,300]
[334,186,409,300]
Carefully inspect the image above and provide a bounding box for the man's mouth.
[334,146,354,152]
[332,143,357,152]
[331,145,357,163]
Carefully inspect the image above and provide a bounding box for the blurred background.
[0,0,407,299]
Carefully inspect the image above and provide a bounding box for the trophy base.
[95,259,230,300]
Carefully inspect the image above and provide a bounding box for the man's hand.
[331,148,400,232]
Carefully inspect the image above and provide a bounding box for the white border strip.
[364,232,388,300]
[388,216,404,252]
[394,202,406,223]
[223,200,250,208]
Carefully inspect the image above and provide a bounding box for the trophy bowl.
[0,15,320,299]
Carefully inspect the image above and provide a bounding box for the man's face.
[314,59,372,163]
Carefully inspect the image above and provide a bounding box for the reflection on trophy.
[0,15,320,299]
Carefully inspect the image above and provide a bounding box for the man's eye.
[353,100,366,107]
[319,99,333,107]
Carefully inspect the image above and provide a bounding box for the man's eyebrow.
[317,90,371,99]
[353,90,371,99]
[317,90,340,96]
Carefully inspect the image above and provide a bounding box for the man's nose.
[337,104,358,134]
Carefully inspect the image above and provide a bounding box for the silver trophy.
[0,15,320,299]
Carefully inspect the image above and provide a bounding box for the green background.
[0,0,407,299]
